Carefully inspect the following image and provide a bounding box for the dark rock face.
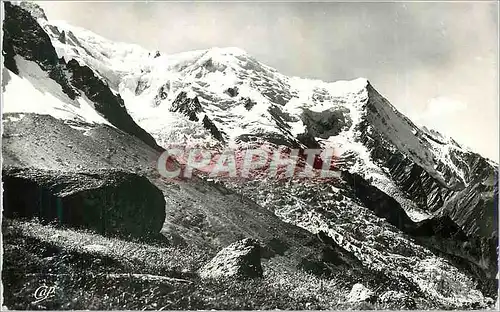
[199,238,263,280]
[167,91,226,142]
[443,171,497,238]
[201,57,227,73]
[65,59,163,151]
[300,107,352,139]
[2,167,166,238]
[66,31,82,47]
[340,170,497,288]
[169,91,203,122]
[202,115,225,142]
[341,169,477,242]
[18,2,48,20]
[360,84,497,240]
[242,97,256,110]
[2,28,18,74]
[3,2,56,69]
[135,78,150,95]
[236,133,301,149]
[296,131,321,149]
[413,215,468,240]
[3,2,78,99]
[58,30,66,44]
[341,171,416,232]
[348,85,498,283]
[268,105,293,133]
[298,231,363,277]
[225,86,238,97]
[153,83,169,105]
[262,89,291,106]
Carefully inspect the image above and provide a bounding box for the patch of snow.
[346,283,374,303]
[3,114,25,122]
[3,57,112,127]
[82,244,108,253]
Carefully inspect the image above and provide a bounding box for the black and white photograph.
[1,0,498,310]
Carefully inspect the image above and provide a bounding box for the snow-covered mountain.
[2,2,498,310]
[36,5,497,233]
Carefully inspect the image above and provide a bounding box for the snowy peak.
[17,1,47,21]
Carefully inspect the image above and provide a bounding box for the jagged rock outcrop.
[167,91,226,141]
[236,132,301,148]
[169,91,203,122]
[359,83,497,240]
[379,291,416,309]
[2,1,78,98]
[202,115,225,142]
[153,83,169,106]
[343,170,468,239]
[296,131,322,149]
[242,97,256,110]
[300,107,352,139]
[58,30,66,44]
[225,86,238,97]
[268,105,294,133]
[18,1,48,20]
[65,59,163,151]
[2,167,166,238]
[298,231,363,277]
[199,238,263,280]
[350,84,498,283]
[341,171,416,231]
[135,78,150,96]
[341,169,496,287]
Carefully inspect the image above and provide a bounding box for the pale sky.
[38,1,499,161]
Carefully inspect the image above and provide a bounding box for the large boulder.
[2,167,166,238]
[346,283,376,303]
[379,291,416,309]
[199,238,263,279]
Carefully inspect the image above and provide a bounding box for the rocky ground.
[2,219,456,310]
